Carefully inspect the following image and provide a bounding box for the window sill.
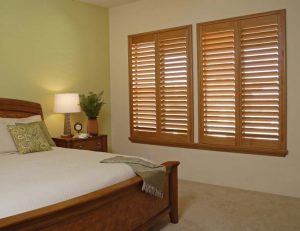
[129,137,288,157]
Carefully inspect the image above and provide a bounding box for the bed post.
[163,161,180,224]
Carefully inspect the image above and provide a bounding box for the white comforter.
[0,147,135,219]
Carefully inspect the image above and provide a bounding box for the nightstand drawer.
[53,135,108,152]
[72,139,103,151]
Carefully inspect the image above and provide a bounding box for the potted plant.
[79,91,105,136]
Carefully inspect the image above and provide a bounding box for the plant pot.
[87,118,98,136]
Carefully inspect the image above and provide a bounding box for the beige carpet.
[150,180,300,231]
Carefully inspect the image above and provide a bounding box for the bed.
[0,98,179,231]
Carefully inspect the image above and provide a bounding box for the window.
[128,26,193,145]
[197,10,287,155]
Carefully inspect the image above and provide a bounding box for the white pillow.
[0,122,18,154]
[0,115,42,125]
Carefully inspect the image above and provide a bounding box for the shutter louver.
[130,35,157,134]
[199,23,236,145]
[240,15,283,148]
[159,29,192,140]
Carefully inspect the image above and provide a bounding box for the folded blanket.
[100,156,166,198]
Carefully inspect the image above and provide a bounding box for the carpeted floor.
[150,180,300,231]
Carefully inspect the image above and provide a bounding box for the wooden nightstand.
[53,135,107,152]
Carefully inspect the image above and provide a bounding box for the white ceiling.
[79,0,139,8]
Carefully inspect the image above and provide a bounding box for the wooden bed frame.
[0,98,179,231]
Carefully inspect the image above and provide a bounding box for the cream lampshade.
[54,93,81,137]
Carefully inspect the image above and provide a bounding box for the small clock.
[74,122,83,134]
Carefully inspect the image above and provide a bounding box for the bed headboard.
[0,98,43,119]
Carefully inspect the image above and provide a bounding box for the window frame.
[128,25,194,146]
[197,9,287,156]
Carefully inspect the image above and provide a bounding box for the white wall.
[109,0,300,198]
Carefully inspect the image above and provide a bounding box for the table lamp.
[54,93,81,138]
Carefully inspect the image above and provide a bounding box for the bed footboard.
[0,161,180,231]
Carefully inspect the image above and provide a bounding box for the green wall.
[0,0,110,144]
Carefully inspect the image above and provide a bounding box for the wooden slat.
[203,31,234,40]
[242,71,278,78]
[241,31,278,40]
[241,48,278,56]
[203,42,234,50]
[202,36,234,45]
[242,54,278,62]
[241,36,278,45]
[203,53,235,60]
[242,41,278,50]
[241,24,278,34]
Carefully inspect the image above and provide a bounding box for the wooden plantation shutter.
[198,10,287,155]
[198,22,237,146]
[158,28,193,143]
[239,14,285,150]
[129,34,157,137]
[129,26,193,145]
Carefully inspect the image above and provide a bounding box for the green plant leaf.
[79,91,105,119]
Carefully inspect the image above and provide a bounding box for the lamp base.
[62,113,72,138]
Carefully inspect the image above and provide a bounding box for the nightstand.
[53,135,107,152]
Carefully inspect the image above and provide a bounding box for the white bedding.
[0,147,135,219]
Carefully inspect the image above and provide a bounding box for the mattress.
[0,147,135,219]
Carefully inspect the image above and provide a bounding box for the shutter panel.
[239,14,284,148]
[199,22,236,145]
[198,10,286,154]
[129,26,193,144]
[158,27,193,142]
[129,34,157,137]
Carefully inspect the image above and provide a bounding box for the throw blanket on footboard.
[100,156,166,198]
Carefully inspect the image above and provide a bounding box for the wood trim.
[168,161,179,223]
[128,36,134,140]
[129,136,287,157]
[197,22,203,144]
[279,9,287,151]
[197,9,285,27]
[186,25,194,143]
[128,25,193,39]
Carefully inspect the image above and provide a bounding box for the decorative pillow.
[7,123,52,154]
[0,115,42,125]
[16,121,56,147]
[0,122,18,154]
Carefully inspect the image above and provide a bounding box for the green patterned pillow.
[7,123,52,154]
[16,121,56,147]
